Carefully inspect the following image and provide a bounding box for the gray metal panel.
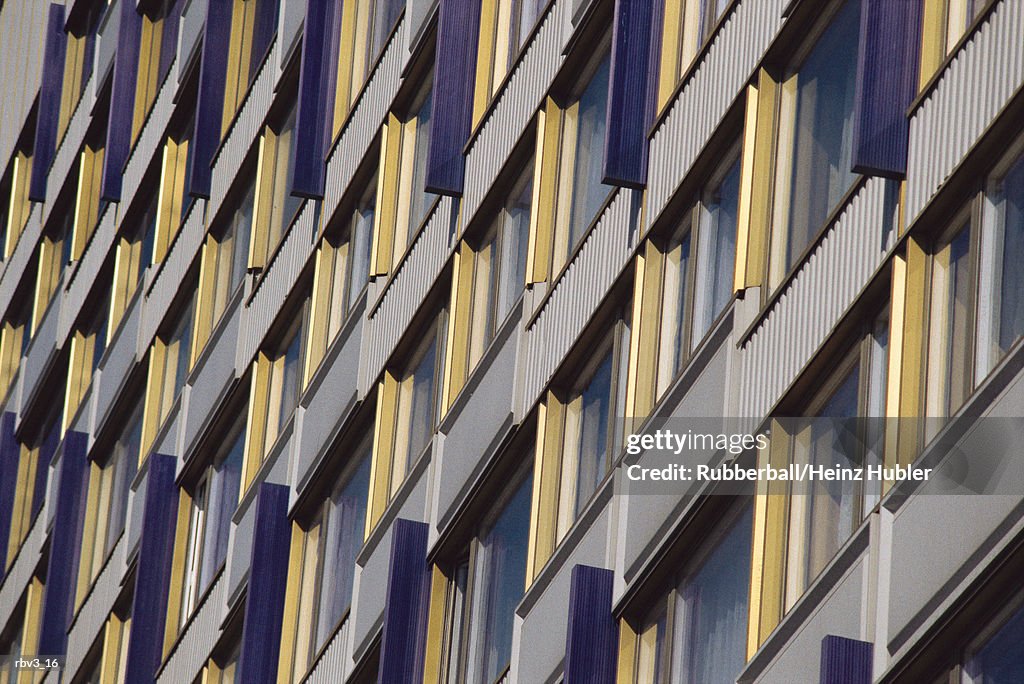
[322,19,405,227]
[0,203,41,323]
[95,286,143,431]
[183,293,243,456]
[435,320,518,527]
[60,201,118,343]
[646,0,787,229]
[94,0,122,103]
[304,616,352,683]
[738,177,893,423]
[141,198,207,348]
[461,1,562,228]
[905,0,1024,223]
[20,269,68,410]
[176,0,206,90]
[294,311,363,491]
[0,0,47,172]
[515,504,610,684]
[238,199,316,368]
[226,491,256,605]
[42,71,95,228]
[361,197,456,393]
[403,0,438,67]
[64,535,128,677]
[157,574,227,684]
[0,511,45,626]
[207,39,277,225]
[120,67,178,225]
[519,189,637,417]
[277,0,306,81]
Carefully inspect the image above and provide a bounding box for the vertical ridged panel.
[819,635,873,684]
[0,0,48,173]
[28,3,68,202]
[520,190,635,414]
[646,0,788,227]
[0,504,44,623]
[905,0,1024,222]
[206,41,278,224]
[155,574,226,684]
[42,73,96,228]
[64,535,127,677]
[0,203,42,325]
[141,198,207,349]
[564,565,617,684]
[362,198,456,389]
[238,199,316,368]
[303,617,351,683]
[120,67,179,221]
[604,0,655,188]
[60,201,118,343]
[21,268,69,409]
[737,178,891,422]
[461,2,562,225]
[321,19,406,224]
[95,285,143,431]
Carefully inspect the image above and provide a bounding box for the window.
[530,49,614,282]
[0,597,26,684]
[134,0,182,141]
[64,289,109,429]
[111,192,158,331]
[774,307,888,609]
[445,159,532,408]
[142,290,197,458]
[58,1,105,142]
[0,296,30,401]
[367,313,447,532]
[1,144,33,259]
[921,0,988,84]
[332,0,404,129]
[253,103,302,269]
[435,469,533,683]
[770,0,862,286]
[925,219,975,422]
[222,0,279,133]
[473,0,546,121]
[961,592,1024,683]
[154,109,197,264]
[657,0,734,109]
[3,407,59,571]
[244,300,310,488]
[76,401,143,605]
[71,137,107,261]
[281,443,371,680]
[33,208,73,332]
[529,313,630,575]
[625,503,752,684]
[166,421,243,645]
[194,179,254,356]
[306,180,375,381]
[372,78,438,277]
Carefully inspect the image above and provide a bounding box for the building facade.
[0,0,1023,682]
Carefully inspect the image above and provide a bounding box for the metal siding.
[28,3,69,202]
[237,482,291,683]
[362,197,456,392]
[905,0,1024,223]
[64,535,127,677]
[38,431,90,658]
[0,203,41,323]
[321,17,405,226]
[646,0,788,229]
[0,0,47,186]
[461,1,561,227]
[303,616,351,683]
[158,0,184,83]
[101,0,144,201]
[40,71,95,230]
[156,574,227,684]
[95,0,123,96]
[604,0,655,189]
[95,285,143,432]
[0,413,18,569]
[819,635,872,684]
[564,565,617,684]
[378,518,430,684]
[20,269,70,413]
[0,512,45,633]
[424,0,482,196]
[60,202,117,344]
[851,0,922,179]
[737,178,893,422]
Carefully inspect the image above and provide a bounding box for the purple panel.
[250,0,279,78]
[29,420,60,521]
[37,431,89,657]
[28,3,69,203]
[379,518,431,684]
[124,453,179,682]
[188,0,233,198]
[291,0,341,199]
[564,565,617,683]
[158,0,184,83]
[0,413,19,573]
[237,482,291,683]
[424,0,482,197]
[603,0,656,189]
[820,635,872,684]
[851,0,923,179]
[100,0,145,201]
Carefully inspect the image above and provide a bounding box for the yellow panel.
[75,462,103,606]
[242,358,271,493]
[551,102,578,272]
[370,117,401,277]
[16,576,44,684]
[754,422,790,646]
[528,396,565,579]
[140,343,167,465]
[276,523,307,684]
[919,0,948,87]
[884,252,907,481]
[734,84,758,292]
[421,565,449,684]
[366,375,398,536]
[897,238,928,466]
[657,0,685,112]
[250,132,277,270]
[333,0,359,133]
[472,0,499,125]
[162,488,193,657]
[526,100,561,284]
[615,619,638,684]
[745,70,780,290]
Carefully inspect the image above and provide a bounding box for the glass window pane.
[407,334,439,463]
[574,351,614,515]
[671,506,752,684]
[277,325,304,434]
[569,56,612,248]
[964,601,1024,684]
[695,159,740,340]
[786,0,861,271]
[468,474,533,683]
[997,158,1024,356]
[497,164,533,323]
[409,90,438,239]
[199,427,244,590]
